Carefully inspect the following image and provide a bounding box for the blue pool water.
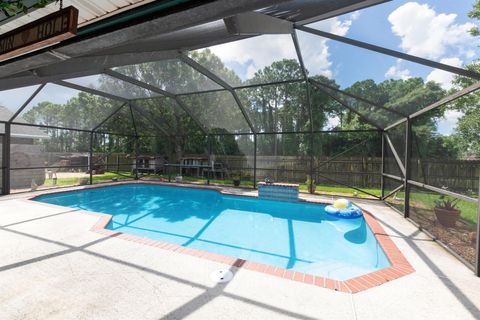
[34,184,390,280]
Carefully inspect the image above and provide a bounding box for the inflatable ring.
[325,204,362,219]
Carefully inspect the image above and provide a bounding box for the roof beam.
[385,81,480,130]
[92,103,127,132]
[172,97,210,135]
[54,80,128,103]
[104,69,209,135]
[129,101,171,137]
[409,81,480,119]
[297,25,480,80]
[0,0,287,78]
[384,118,408,131]
[309,79,383,130]
[128,103,138,137]
[131,100,176,133]
[224,11,292,35]
[309,78,408,118]
[103,69,174,98]
[8,83,46,122]
[291,30,314,133]
[179,53,256,134]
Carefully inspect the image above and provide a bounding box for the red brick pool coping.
[28,181,414,293]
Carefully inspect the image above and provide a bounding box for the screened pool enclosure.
[0,1,479,275]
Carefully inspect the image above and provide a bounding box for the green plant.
[232,172,241,187]
[1,0,56,15]
[306,175,316,186]
[231,172,241,180]
[306,175,316,193]
[434,195,460,210]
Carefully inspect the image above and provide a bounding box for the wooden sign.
[0,6,78,61]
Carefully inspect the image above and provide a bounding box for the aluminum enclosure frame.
[0,1,479,276]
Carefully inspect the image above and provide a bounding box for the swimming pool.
[33,184,390,280]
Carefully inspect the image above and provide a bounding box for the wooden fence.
[214,155,479,192]
[96,153,479,192]
[215,155,382,188]
[410,158,480,194]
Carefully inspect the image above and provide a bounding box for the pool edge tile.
[27,181,415,294]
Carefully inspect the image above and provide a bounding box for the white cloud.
[324,115,340,129]
[298,15,358,78]
[208,14,358,80]
[465,50,475,59]
[426,57,462,89]
[437,109,463,135]
[350,11,361,21]
[311,14,355,37]
[246,64,257,79]
[208,34,298,80]
[385,59,411,80]
[388,2,476,60]
[297,32,332,78]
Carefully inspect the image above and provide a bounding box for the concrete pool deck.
[1,182,480,319]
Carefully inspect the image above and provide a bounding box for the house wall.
[10,143,46,189]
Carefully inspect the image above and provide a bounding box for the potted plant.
[434,195,461,227]
[306,175,316,193]
[264,177,274,185]
[232,173,241,187]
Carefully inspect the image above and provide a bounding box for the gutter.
[0,0,213,67]
[76,0,208,37]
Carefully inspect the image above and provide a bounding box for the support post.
[2,123,11,195]
[134,136,139,180]
[292,31,315,194]
[253,134,257,189]
[207,135,212,185]
[309,133,314,194]
[476,173,480,276]
[381,132,385,199]
[404,119,412,218]
[89,132,93,185]
[296,25,480,80]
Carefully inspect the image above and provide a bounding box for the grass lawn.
[45,172,134,186]
[409,191,478,226]
[386,190,478,225]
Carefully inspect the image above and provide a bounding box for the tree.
[102,50,245,160]
[0,0,54,15]
[446,1,480,157]
[450,62,480,156]
[468,0,480,36]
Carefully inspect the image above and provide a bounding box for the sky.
[207,0,479,134]
[1,1,479,133]
[207,0,478,90]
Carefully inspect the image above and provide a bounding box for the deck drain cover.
[210,269,233,283]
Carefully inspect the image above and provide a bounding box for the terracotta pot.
[469,232,477,243]
[434,207,461,227]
